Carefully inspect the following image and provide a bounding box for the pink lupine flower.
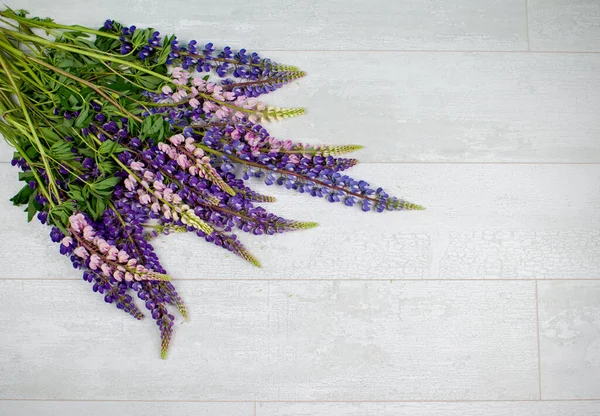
[192,77,206,88]
[163,188,173,202]
[189,98,200,108]
[100,263,111,276]
[139,193,151,205]
[82,225,96,241]
[190,87,198,97]
[117,250,129,263]
[169,134,185,145]
[130,161,144,171]
[74,246,89,259]
[95,238,110,253]
[256,102,266,111]
[176,154,189,169]
[69,213,87,233]
[124,272,134,282]
[143,170,155,181]
[171,66,184,79]
[106,247,119,261]
[230,130,242,141]
[113,270,124,281]
[289,154,300,164]
[61,236,73,247]
[157,142,170,152]
[151,202,161,213]
[89,254,101,270]
[172,194,182,204]
[124,176,136,191]
[193,148,205,158]
[223,92,236,101]
[282,140,293,150]
[189,165,199,176]
[161,85,173,94]
[206,83,215,93]
[153,180,166,191]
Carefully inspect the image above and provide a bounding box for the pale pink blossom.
[101,263,112,276]
[124,177,136,191]
[113,270,124,281]
[95,238,110,254]
[69,213,87,233]
[139,193,151,205]
[189,98,200,108]
[190,87,198,97]
[169,134,185,145]
[161,85,173,95]
[158,142,171,152]
[151,202,161,213]
[124,272,134,282]
[172,194,182,204]
[189,165,199,176]
[73,246,89,259]
[223,92,236,101]
[83,226,96,241]
[127,258,138,267]
[117,250,129,263]
[206,83,215,93]
[192,77,206,89]
[143,171,155,181]
[177,154,189,169]
[256,102,266,111]
[288,154,300,164]
[163,188,173,202]
[106,247,119,261]
[89,254,101,270]
[171,67,184,79]
[130,161,144,171]
[153,180,166,191]
[61,236,73,247]
[193,148,205,158]
[248,115,259,123]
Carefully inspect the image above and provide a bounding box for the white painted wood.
[0,401,253,416]
[0,280,538,400]
[264,51,600,163]
[7,0,527,51]
[539,281,600,399]
[529,0,600,51]
[258,401,600,415]
[4,52,600,164]
[1,163,598,280]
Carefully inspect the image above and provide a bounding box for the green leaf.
[98,140,124,158]
[157,35,174,65]
[48,141,75,161]
[94,176,121,192]
[74,105,90,128]
[10,184,34,206]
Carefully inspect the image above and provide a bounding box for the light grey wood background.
[1,0,599,415]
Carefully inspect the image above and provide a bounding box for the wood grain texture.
[257,401,600,415]
[3,51,600,164]
[539,281,600,399]
[1,163,598,280]
[263,52,600,163]
[529,0,600,51]
[0,401,253,416]
[6,0,527,51]
[0,280,538,401]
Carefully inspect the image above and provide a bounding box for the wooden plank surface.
[539,281,600,399]
[257,401,600,415]
[1,163,598,280]
[529,0,600,51]
[0,280,538,401]
[0,401,254,416]
[7,0,528,51]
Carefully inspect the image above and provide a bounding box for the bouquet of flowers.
[0,8,423,358]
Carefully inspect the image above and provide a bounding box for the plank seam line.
[2,399,600,403]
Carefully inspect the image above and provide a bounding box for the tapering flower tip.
[160,334,170,360]
[260,106,306,122]
[386,198,425,211]
[289,221,318,230]
[199,164,236,196]
[238,189,276,203]
[328,145,364,156]
[272,63,301,72]
[178,205,214,234]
